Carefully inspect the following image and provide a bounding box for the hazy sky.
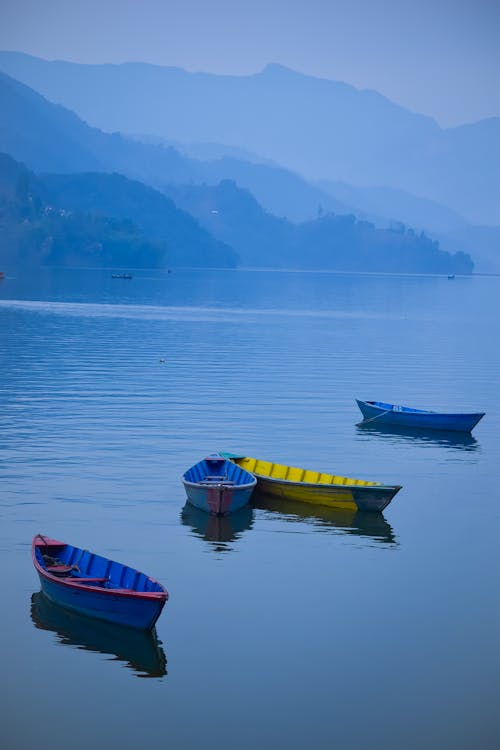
[0,0,499,126]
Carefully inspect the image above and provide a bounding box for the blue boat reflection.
[181,502,254,551]
[252,491,397,546]
[30,591,167,678]
[356,422,479,451]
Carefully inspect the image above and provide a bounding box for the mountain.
[131,134,351,221]
[317,180,469,235]
[187,156,351,222]
[164,180,473,274]
[0,152,165,268]
[0,52,497,225]
[0,70,475,274]
[0,73,237,267]
[39,172,238,267]
[0,153,237,268]
[0,68,349,222]
[0,69,190,181]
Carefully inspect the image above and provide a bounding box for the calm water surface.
[1,268,499,750]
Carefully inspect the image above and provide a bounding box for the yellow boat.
[221,454,402,512]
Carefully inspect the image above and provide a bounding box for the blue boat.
[182,455,257,515]
[32,535,168,630]
[356,400,485,433]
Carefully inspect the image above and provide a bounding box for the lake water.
[1,267,499,750]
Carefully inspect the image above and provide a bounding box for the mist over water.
[1,267,499,750]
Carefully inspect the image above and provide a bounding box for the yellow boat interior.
[229,456,380,487]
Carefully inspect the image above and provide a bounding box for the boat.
[31,591,167,678]
[220,453,401,512]
[356,399,484,433]
[111,273,133,279]
[182,455,257,515]
[32,534,168,630]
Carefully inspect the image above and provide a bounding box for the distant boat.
[182,455,257,515]
[111,273,133,279]
[356,399,485,433]
[32,534,168,630]
[220,453,401,512]
[448,274,455,279]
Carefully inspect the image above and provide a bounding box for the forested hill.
[165,181,474,274]
[0,153,237,268]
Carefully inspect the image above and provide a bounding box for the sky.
[0,0,499,126]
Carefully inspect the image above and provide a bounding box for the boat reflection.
[356,422,479,451]
[30,591,167,678]
[252,491,397,546]
[181,502,254,551]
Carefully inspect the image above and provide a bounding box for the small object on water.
[159,359,167,364]
[355,399,484,433]
[182,455,256,515]
[111,273,133,279]
[32,534,168,629]
[220,453,401,512]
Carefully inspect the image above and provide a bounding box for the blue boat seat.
[203,475,233,482]
[46,564,75,576]
[62,576,109,584]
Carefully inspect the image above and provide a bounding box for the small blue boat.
[356,400,485,433]
[32,535,168,630]
[182,455,257,515]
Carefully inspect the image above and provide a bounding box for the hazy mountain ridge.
[0,51,497,225]
[132,134,498,272]
[0,69,475,273]
[164,180,473,274]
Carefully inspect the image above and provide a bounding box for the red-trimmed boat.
[32,535,168,630]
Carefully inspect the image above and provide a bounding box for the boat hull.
[182,481,255,515]
[222,454,401,512]
[356,400,484,432]
[252,474,399,512]
[37,575,165,630]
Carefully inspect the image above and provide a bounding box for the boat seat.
[46,565,76,576]
[202,476,234,483]
[63,577,109,584]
